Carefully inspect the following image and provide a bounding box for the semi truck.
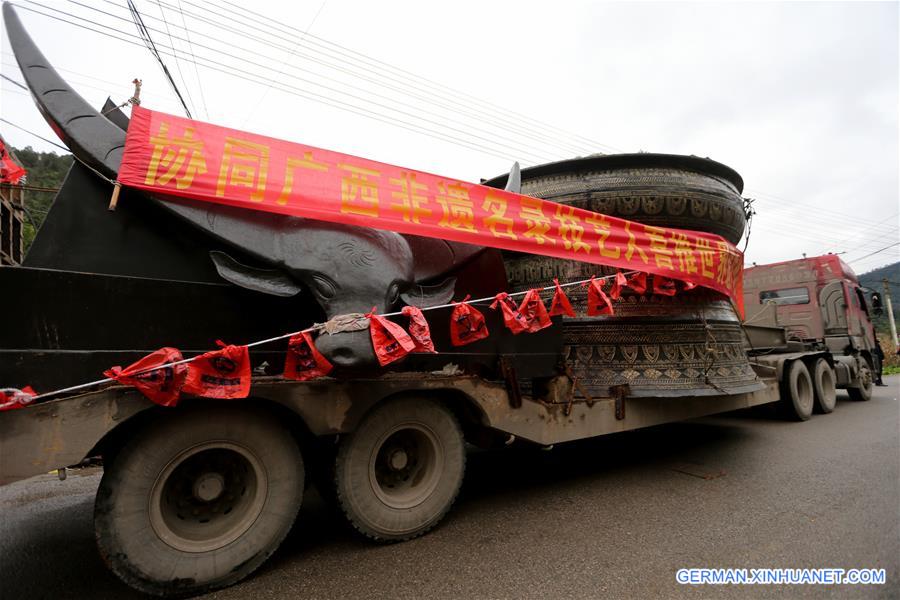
[743,253,877,419]
[0,4,879,596]
[0,253,879,597]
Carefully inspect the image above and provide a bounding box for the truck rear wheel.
[848,364,873,401]
[811,359,837,414]
[334,397,465,542]
[781,360,814,421]
[94,405,304,597]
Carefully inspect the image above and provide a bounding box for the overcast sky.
[2,0,897,274]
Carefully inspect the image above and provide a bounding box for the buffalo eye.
[311,274,337,299]
[387,282,401,306]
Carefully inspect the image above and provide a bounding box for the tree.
[10,145,73,250]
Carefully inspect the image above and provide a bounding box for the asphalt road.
[2,377,897,599]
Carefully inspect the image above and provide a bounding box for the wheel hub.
[389,449,409,471]
[149,443,267,553]
[193,472,225,502]
[370,425,443,510]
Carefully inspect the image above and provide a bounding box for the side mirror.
[871,293,883,316]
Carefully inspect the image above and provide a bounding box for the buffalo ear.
[401,277,457,308]
[210,251,303,297]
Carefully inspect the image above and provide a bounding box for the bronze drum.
[484,153,760,398]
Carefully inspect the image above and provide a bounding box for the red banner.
[118,106,744,314]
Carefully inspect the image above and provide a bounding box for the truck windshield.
[760,287,810,305]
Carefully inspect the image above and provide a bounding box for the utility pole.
[884,278,899,347]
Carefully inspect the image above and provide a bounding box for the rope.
[26,270,638,402]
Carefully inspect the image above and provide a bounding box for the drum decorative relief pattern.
[493,154,759,398]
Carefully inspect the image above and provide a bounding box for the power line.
[153,0,197,118]
[16,1,557,163]
[239,0,328,127]
[847,242,900,264]
[134,0,598,159]
[206,0,623,154]
[78,0,560,163]
[0,73,28,90]
[124,0,193,117]
[175,0,208,120]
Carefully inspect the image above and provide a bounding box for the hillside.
[12,145,73,251]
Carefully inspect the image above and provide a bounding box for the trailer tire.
[848,364,873,401]
[334,397,465,542]
[94,405,304,597]
[811,359,837,414]
[781,360,814,421]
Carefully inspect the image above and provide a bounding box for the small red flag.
[490,292,530,334]
[367,309,417,366]
[549,278,575,317]
[585,277,615,316]
[450,295,490,346]
[183,342,252,399]
[627,272,648,294]
[402,306,437,353]
[518,289,553,333]
[610,271,628,300]
[284,332,332,380]
[0,386,37,411]
[683,280,698,291]
[653,275,678,296]
[104,347,187,407]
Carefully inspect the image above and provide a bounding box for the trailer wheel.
[781,360,814,421]
[94,405,304,597]
[334,397,465,542]
[848,364,873,401]
[811,359,837,414]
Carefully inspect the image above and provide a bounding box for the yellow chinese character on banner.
[389,172,431,223]
[339,163,380,217]
[624,222,649,264]
[520,198,555,245]
[695,238,715,278]
[481,192,517,240]
[277,151,328,206]
[585,214,621,258]
[671,232,698,274]
[646,225,674,270]
[436,182,476,232]
[555,205,590,253]
[145,121,207,190]
[716,241,741,288]
[216,137,270,203]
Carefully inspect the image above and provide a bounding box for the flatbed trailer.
[0,362,790,597]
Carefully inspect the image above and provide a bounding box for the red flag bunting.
[284,332,333,380]
[518,289,553,333]
[104,347,187,407]
[610,271,628,300]
[450,295,490,346]
[0,139,26,184]
[0,386,37,411]
[401,306,437,353]
[585,277,615,316]
[367,309,417,366]
[653,274,678,296]
[627,272,648,294]
[549,278,575,317]
[183,342,252,399]
[490,292,530,334]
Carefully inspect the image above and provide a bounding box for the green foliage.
[10,145,73,250]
